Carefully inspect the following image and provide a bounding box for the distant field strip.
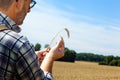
[53,61,120,80]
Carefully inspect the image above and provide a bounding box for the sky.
[20,0,120,56]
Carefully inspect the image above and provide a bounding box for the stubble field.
[53,61,120,80]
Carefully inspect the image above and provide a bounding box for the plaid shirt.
[0,12,53,80]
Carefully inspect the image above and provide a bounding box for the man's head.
[0,0,36,25]
[0,0,14,10]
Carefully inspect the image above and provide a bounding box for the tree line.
[99,55,120,67]
[34,43,120,67]
[76,53,105,62]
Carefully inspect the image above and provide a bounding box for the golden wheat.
[53,61,120,80]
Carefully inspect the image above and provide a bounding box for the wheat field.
[53,61,120,80]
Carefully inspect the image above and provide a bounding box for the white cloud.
[20,0,120,56]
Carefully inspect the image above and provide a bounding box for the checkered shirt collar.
[0,12,21,33]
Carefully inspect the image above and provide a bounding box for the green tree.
[44,44,49,48]
[109,59,118,66]
[57,47,76,62]
[105,55,114,65]
[117,59,120,66]
[34,43,41,51]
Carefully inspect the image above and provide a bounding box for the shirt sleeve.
[44,72,54,80]
[16,42,54,80]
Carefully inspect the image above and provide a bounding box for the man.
[0,0,64,80]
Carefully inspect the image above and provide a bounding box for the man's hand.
[46,37,65,60]
[36,48,50,64]
[40,37,65,73]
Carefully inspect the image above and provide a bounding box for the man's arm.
[40,37,64,73]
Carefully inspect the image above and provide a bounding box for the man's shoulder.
[0,30,29,52]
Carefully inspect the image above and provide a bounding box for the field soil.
[53,61,120,80]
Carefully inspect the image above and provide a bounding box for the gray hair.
[0,0,14,10]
